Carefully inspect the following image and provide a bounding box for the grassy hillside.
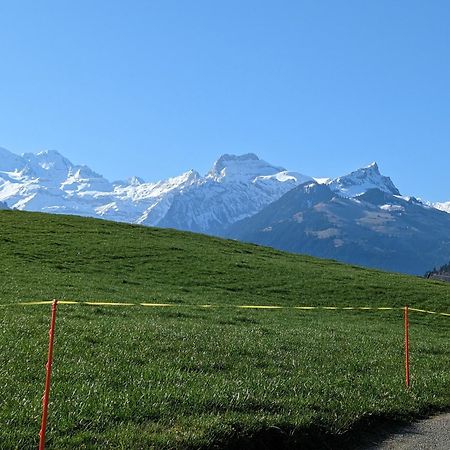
[1,210,449,449]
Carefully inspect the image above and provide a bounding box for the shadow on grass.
[198,408,450,450]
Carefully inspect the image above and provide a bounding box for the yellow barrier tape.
[238,305,283,309]
[0,301,448,317]
[140,303,175,307]
[84,302,136,306]
[410,308,437,314]
[409,307,450,317]
[17,301,54,305]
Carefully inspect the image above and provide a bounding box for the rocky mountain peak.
[207,153,285,182]
[328,162,400,198]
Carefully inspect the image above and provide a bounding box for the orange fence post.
[404,305,410,388]
[39,299,58,450]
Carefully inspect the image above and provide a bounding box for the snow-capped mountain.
[327,162,400,197]
[0,148,310,233]
[433,201,450,214]
[1,146,448,234]
[156,154,312,234]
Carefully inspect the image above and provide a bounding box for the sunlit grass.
[1,210,449,448]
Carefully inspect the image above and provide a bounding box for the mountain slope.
[426,261,450,282]
[226,175,450,275]
[3,208,449,307]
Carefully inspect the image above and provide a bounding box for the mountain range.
[1,146,449,274]
[0,148,312,233]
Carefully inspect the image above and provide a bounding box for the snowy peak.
[3,146,445,237]
[210,153,260,173]
[23,150,72,174]
[24,149,70,166]
[433,201,450,214]
[207,153,286,182]
[366,161,379,170]
[153,169,201,193]
[176,168,201,184]
[328,162,400,198]
[127,176,145,186]
[23,150,105,182]
[155,155,311,234]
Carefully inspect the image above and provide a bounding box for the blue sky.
[0,0,449,200]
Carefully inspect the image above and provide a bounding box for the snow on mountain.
[207,153,284,181]
[327,162,400,198]
[0,148,310,231]
[153,154,312,233]
[1,146,445,233]
[433,201,450,214]
[0,148,115,216]
[115,169,202,225]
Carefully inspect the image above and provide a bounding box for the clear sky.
[0,0,449,201]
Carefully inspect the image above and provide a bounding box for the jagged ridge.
[0,148,311,232]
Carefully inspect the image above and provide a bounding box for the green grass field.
[1,210,449,449]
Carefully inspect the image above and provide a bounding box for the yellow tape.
[0,301,448,317]
[17,301,54,305]
[238,305,283,309]
[140,303,175,307]
[84,302,136,306]
[409,307,450,317]
[412,308,436,315]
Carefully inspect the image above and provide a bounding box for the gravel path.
[368,413,450,449]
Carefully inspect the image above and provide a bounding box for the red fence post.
[39,299,58,450]
[404,305,410,388]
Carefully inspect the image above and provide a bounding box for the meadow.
[1,210,449,449]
